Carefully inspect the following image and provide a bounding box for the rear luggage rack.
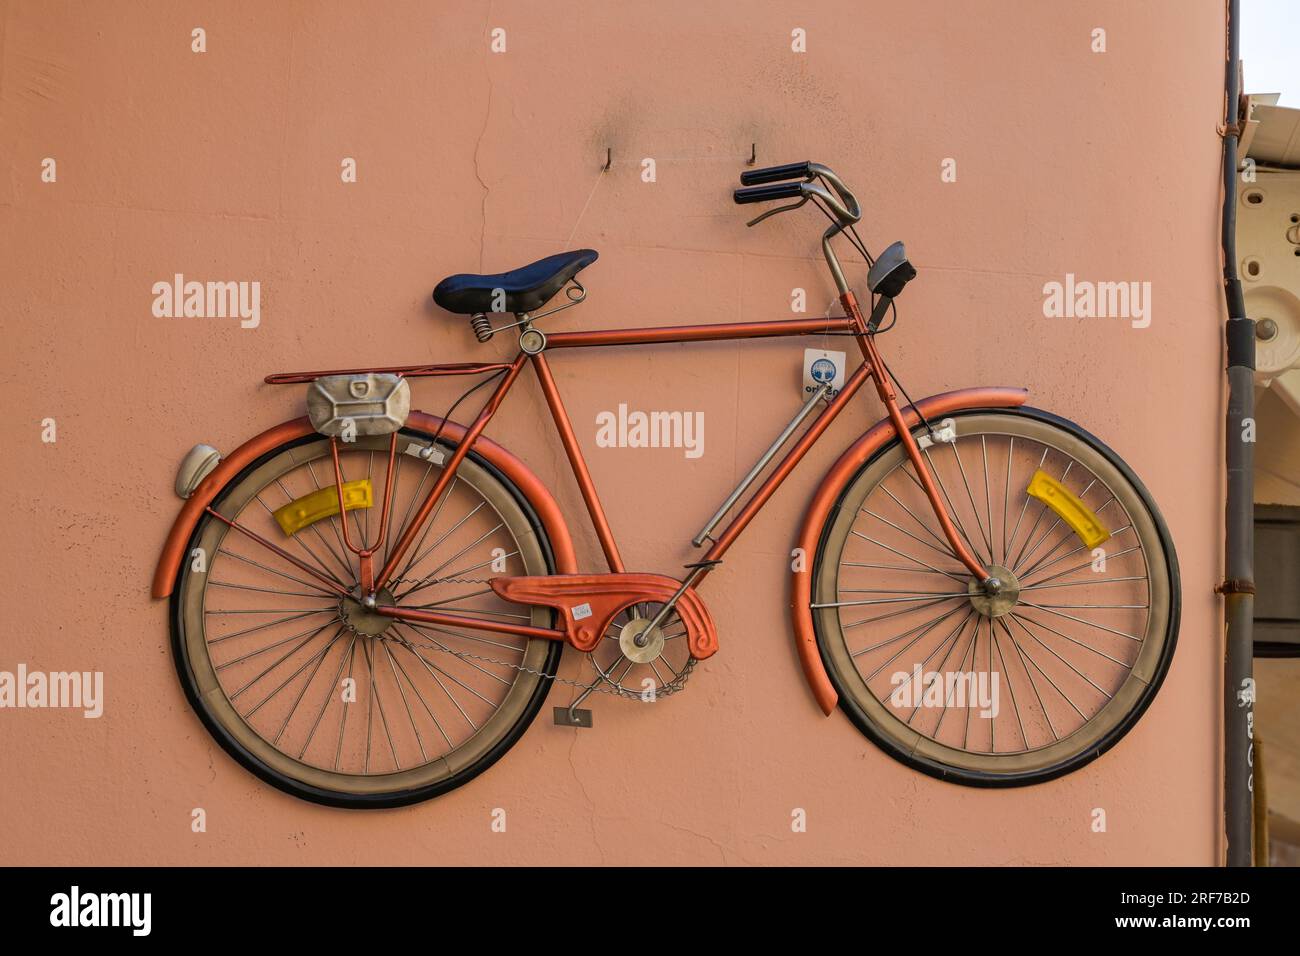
[264,362,512,385]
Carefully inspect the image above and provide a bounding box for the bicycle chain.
[384,577,698,702]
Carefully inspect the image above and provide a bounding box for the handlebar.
[732,161,860,226]
[732,160,865,295]
[739,161,812,186]
[734,181,804,204]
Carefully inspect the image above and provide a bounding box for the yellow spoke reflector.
[1026,469,1109,549]
[273,479,373,536]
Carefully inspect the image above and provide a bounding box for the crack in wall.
[471,6,495,271]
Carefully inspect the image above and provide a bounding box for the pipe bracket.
[1216,578,1257,595]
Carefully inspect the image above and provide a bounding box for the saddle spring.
[469,313,494,343]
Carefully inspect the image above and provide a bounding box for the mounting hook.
[747,143,757,166]
[602,147,612,172]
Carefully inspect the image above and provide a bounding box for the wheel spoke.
[879,484,953,553]
[1021,545,1143,586]
[399,522,506,599]
[272,628,340,746]
[1008,461,1074,569]
[402,619,529,655]
[1000,436,1012,564]
[394,476,461,585]
[395,500,486,595]
[849,530,966,581]
[216,619,339,671]
[1017,600,1142,642]
[333,638,357,772]
[813,591,966,609]
[382,641,428,764]
[863,508,965,564]
[255,491,351,587]
[304,457,359,578]
[386,640,455,749]
[208,580,327,599]
[991,620,1030,752]
[860,604,969,678]
[243,628,343,720]
[843,594,964,633]
[1010,611,1130,668]
[950,437,994,562]
[208,608,334,646]
[217,549,337,597]
[392,627,479,732]
[1004,445,1049,560]
[1016,495,1118,579]
[897,609,976,720]
[1016,525,1134,582]
[1006,614,1114,700]
[298,634,356,760]
[930,615,979,739]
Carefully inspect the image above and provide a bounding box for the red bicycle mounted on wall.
[151,161,1180,807]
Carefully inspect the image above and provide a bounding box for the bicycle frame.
[153,153,1178,796]
[228,290,992,651]
[150,301,1033,713]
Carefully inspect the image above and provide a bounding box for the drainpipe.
[1220,0,1255,868]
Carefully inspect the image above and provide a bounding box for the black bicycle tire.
[812,405,1181,788]
[168,427,563,809]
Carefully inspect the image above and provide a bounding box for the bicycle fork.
[842,291,999,593]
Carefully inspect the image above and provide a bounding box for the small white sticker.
[803,348,845,398]
[571,603,592,621]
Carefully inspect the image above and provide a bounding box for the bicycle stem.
[812,189,992,586]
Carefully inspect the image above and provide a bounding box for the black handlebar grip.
[739,161,812,186]
[733,182,805,205]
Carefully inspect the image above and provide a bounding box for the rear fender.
[150,412,577,598]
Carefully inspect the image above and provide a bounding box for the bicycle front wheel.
[811,407,1179,786]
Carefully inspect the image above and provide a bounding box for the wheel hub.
[619,617,666,663]
[967,565,1020,618]
[339,587,397,637]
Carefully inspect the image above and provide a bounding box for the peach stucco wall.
[0,1,1227,864]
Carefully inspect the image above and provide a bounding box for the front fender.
[150,412,578,598]
[791,387,1029,715]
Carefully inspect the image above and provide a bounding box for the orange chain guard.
[489,573,719,660]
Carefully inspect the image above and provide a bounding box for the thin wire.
[426,368,509,452]
[879,349,936,440]
[565,172,605,245]
[848,222,876,266]
[805,195,903,339]
[873,298,899,335]
[807,192,876,267]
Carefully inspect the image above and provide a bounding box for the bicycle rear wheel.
[811,407,1179,786]
[170,428,560,807]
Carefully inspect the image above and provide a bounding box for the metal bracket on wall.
[554,706,593,728]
